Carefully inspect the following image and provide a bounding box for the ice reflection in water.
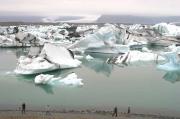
[83,53,115,77]
[16,69,75,94]
[163,71,180,83]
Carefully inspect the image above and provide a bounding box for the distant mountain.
[0,15,96,23]
[0,16,44,22]
[96,15,180,24]
[1,14,180,25]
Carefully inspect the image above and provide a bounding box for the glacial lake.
[0,48,180,117]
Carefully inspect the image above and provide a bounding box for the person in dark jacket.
[112,106,118,117]
[22,103,26,114]
[128,106,131,114]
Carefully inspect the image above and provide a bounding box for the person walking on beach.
[22,103,26,114]
[45,105,51,116]
[112,106,118,117]
[128,106,131,114]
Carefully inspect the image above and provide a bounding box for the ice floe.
[14,43,81,75]
[34,73,84,86]
[85,55,94,60]
[14,56,59,74]
[107,50,166,66]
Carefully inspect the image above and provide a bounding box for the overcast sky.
[0,0,180,16]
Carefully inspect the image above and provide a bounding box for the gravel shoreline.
[0,110,179,119]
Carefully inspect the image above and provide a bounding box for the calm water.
[0,48,180,116]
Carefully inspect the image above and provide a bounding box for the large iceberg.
[107,50,166,65]
[153,23,180,37]
[69,24,130,54]
[40,43,81,68]
[69,23,151,54]
[15,32,44,46]
[14,43,81,75]
[34,73,84,86]
[14,56,59,74]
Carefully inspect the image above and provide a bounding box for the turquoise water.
[0,48,180,116]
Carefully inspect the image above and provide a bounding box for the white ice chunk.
[115,51,165,65]
[142,47,152,53]
[35,74,54,84]
[59,73,83,86]
[86,55,94,60]
[14,56,59,75]
[34,73,83,86]
[40,43,81,68]
[0,35,16,47]
[76,25,98,33]
[74,55,84,59]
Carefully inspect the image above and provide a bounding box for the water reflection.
[0,47,29,58]
[163,71,180,83]
[16,69,74,94]
[16,74,53,94]
[83,53,115,77]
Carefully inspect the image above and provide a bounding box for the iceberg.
[69,24,129,54]
[15,32,41,46]
[59,73,83,86]
[14,56,59,74]
[14,43,81,75]
[157,52,180,71]
[76,25,98,33]
[85,45,130,54]
[34,73,84,86]
[128,24,145,31]
[74,55,84,59]
[0,24,77,47]
[34,74,54,84]
[0,29,44,47]
[85,55,94,60]
[40,43,81,68]
[153,23,180,37]
[0,35,14,47]
[107,50,166,65]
